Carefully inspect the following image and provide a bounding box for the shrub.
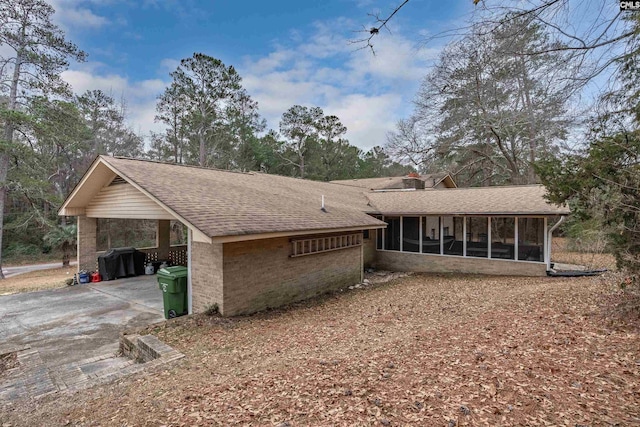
[204,303,219,316]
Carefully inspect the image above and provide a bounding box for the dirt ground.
[0,267,74,295]
[1,272,638,426]
[551,238,617,271]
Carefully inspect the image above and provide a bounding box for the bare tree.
[385,116,436,171]
[358,1,636,88]
[350,0,411,54]
[388,16,574,186]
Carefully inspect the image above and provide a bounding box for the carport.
[58,158,208,314]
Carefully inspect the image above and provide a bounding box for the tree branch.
[349,0,411,54]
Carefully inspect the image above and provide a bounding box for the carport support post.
[77,215,97,272]
[157,220,171,261]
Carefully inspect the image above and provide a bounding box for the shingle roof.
[365,185,569,216]
[331,173,452,190]
[62,157,568,239]
[100,156,385,238]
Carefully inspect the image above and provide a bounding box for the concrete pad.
[0,275,164,367]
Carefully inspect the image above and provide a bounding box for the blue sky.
[50,0,475,150]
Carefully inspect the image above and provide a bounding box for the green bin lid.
[157,266,188,278]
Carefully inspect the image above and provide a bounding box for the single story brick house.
[60,156,569,316]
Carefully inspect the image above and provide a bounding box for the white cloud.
[238,18,438,150]
[61,67,167,136]
[59,15,439,152]
[159,58,180,74]
[243,49,296,74]
[49,0,110,30]
[325,93,405,151]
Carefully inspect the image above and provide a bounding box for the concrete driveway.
[0,275,165,400]
[2,261,78,278]
[0,275,164,366]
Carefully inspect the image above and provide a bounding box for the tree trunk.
[0,154,8,279]
[62,242,70,267]
[0,45,24,280]
[519,56,538,184]
[199,132,206,167]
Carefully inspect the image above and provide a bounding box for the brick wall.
[222,236,362,316]
[190,241,224,313]
[77,215,97,272]
[376,250,547,276]
[363,231,378,268]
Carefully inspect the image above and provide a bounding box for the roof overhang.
[59,156,213,244]
[365,211,569,217]
[439,175,457,188]
[211,224,386,244]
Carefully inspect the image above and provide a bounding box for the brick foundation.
[376,250,547,276]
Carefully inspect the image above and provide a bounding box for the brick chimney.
[402,177,425,190]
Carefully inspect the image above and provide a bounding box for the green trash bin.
[157,266,188,319]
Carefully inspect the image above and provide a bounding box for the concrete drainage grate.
[0,338,183,403]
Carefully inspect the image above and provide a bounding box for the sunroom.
[365,186,569,276]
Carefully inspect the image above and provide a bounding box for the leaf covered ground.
[0,267,73,295]
[2,273,639,426]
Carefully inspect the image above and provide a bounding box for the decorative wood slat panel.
[290,233,363,257]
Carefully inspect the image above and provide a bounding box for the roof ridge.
[103,156,375,195]
[436,184,543,190]
[103,155,256,176]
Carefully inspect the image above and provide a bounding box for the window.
[491,217,515,260]
[443,216,464,256]
[363,229,370,239]
[466,217,488,258]
[518,218,544,262]
[384,216,401,251]
[402,217,420,253]
[422,216,440,254]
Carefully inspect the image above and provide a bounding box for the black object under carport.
[98,247,146,281]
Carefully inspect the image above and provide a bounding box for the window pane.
[443,216,464,256]
[466,217,488,258]
[422,216,440,254]
[402,217,420,253]
[518,218,544,262]
[491,217,515,260]
[384,216,401,251]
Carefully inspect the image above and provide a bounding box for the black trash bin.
[98,247,146,281]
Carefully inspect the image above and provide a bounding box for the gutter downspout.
[187,229,193,314]
[546,216,566,271]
